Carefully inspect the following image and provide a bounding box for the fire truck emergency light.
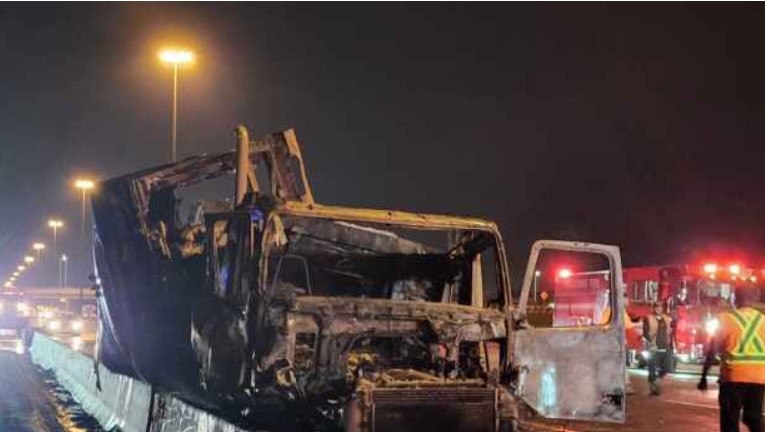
[729,264,741,275]
[703,263,718,274]
[558,268,573,279]
[705,318,720,336]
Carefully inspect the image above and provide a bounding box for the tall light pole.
[48,219,64,256]
[159,49,194,162]
[32,242,46,260]
[59,254,68,287]
[74,179,95,241]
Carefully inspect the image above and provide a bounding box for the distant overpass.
[4,286,95,299]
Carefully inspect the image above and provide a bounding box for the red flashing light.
[558,268,573,279]
[729,264,741,275]
[703,263,718,274]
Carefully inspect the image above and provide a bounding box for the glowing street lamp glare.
[33,242,46,251]
[23,256,34,264]
[74,179,95,190]
[17,266,25,272]
[159,49,194,65]
[48,219,64,228]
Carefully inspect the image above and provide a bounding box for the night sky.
[1,3,764,287]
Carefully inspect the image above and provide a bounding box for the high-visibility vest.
[718,307,765,384]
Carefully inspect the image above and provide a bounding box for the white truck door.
[514,240,626,423]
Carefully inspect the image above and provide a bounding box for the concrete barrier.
[149,393,251,432]
[30,333,151,432]
[30,332,252,432]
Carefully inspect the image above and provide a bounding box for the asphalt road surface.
[0,340,102,432]
[0,337,742,432]
[522,370,725,432]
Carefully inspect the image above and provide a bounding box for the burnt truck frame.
[91,127,626,432]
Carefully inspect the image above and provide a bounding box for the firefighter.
[698,286,765,432]
[643,301,671,395]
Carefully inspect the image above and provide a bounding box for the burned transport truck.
[91,127,627,432]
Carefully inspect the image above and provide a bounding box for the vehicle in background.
[0,292,32,333]
[40,310,85,336]
[623,262,761,366]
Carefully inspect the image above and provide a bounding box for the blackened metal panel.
[371,388,496,432]
[91,170,207,396]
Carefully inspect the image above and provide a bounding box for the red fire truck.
[623,262,762,366]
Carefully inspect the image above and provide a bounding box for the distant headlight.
[16,302,28,313]
[40,310,53,320]
[47,320,61,331]
[70,320,83,331]
[705,318,720,336]
[70,337,83,351]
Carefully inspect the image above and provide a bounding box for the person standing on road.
[643,301,671,395]
[699,287,765,432]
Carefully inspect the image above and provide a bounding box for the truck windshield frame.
[261,211,509,309]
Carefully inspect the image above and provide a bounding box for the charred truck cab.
[91,127,626,432]
[196,202,514,432]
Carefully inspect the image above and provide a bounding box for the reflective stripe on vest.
[727,309,765,364]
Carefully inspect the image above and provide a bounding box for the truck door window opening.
[527,249,613,328]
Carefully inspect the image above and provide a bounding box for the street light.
[48,219,64,255]
[23,256,35,265]
[32,242,46,260]
[12,272,19,277]
[159,48,194,162]
[59,254,68,287]
[74,178,95,240]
